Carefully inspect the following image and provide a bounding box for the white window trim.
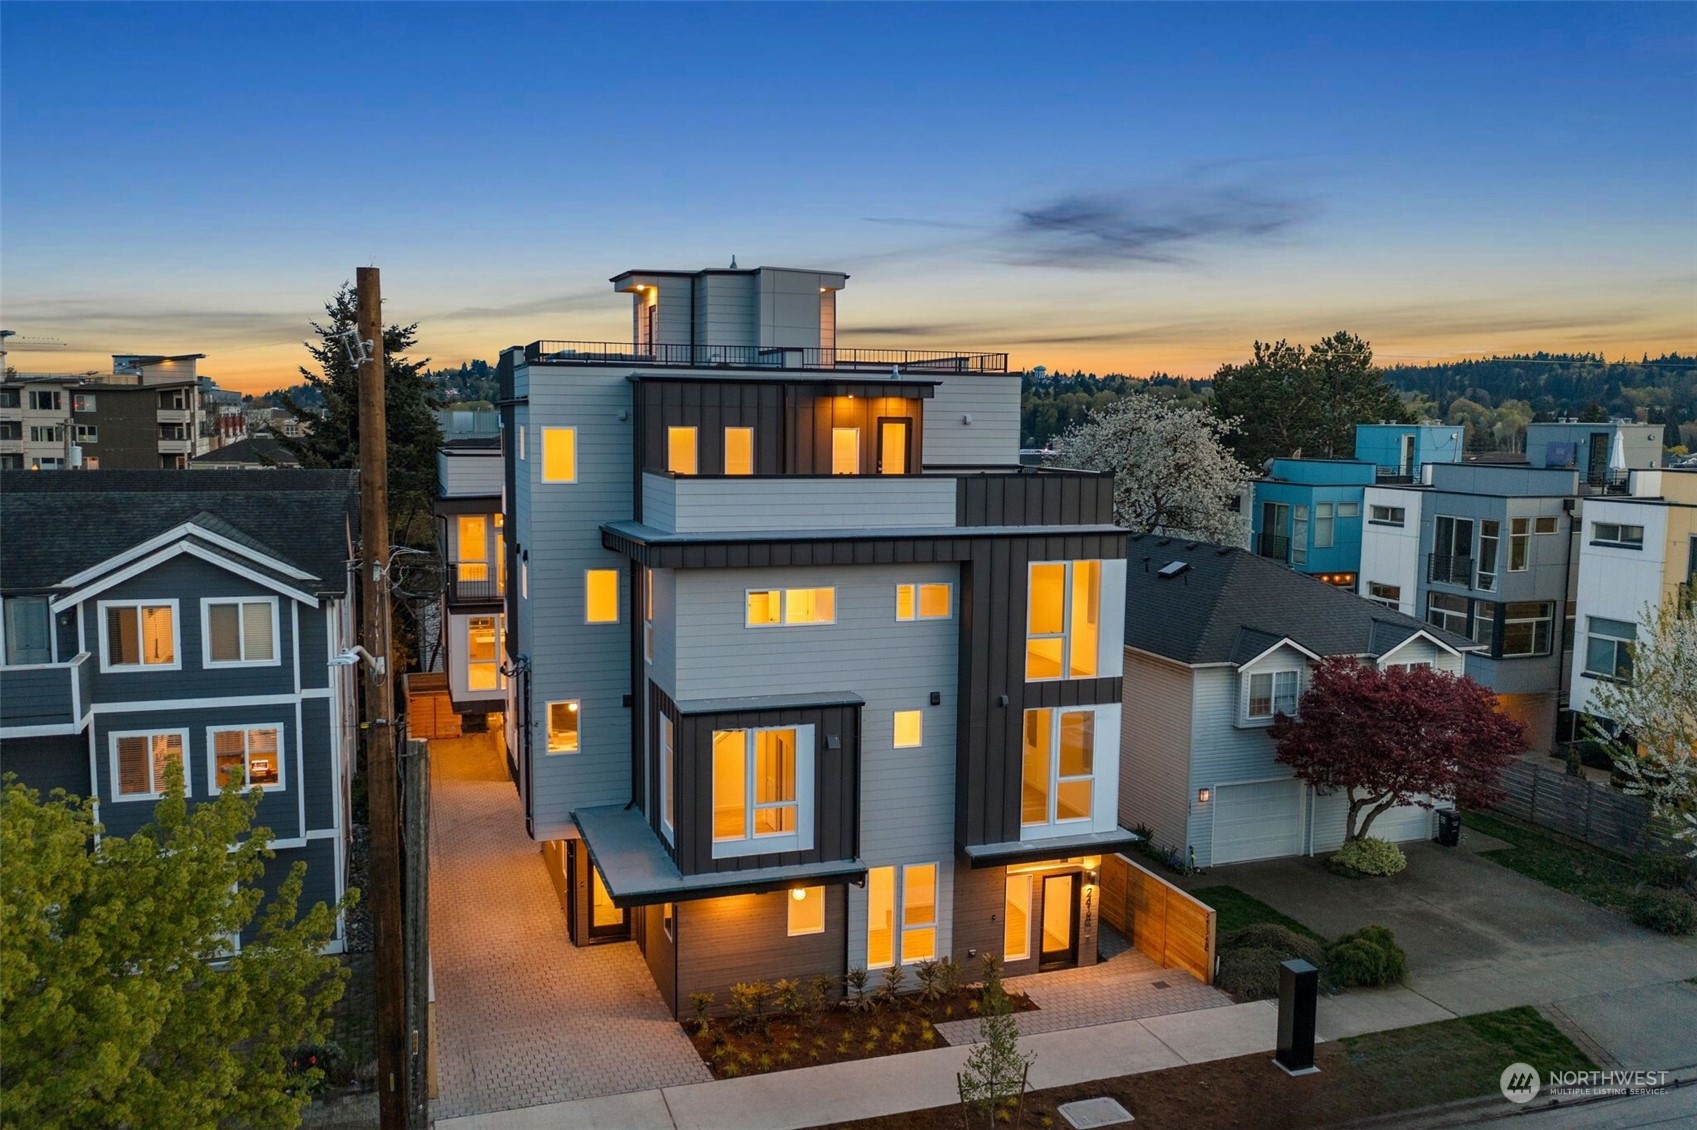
[744,587,836,628]
[1003,873,1033,962]
[464,614,505,693]
[710,724,815,860]
[1240,667,1302,726]
[787,886,826,937]
[108,727,191,802]
[540,426,576,483]
[205,723,288,793]
[895,582,953,622]
[658,714,675,844]
[1021,705,1102,836]
[1025,560,1107,682]
[585,569,621,625]
[97,598,182,673]
[544,700,581,754]
[901,863,939,963]
[199,596,282,669]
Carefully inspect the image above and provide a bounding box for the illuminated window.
[896,582,951,621]
[866,863,937,968]
[788,886,825,936]
[541,427,576,483]
[586,569,620,623]
[465,615,503,691]
[902,863,937,962]
[203,598,277,666]
[746,587,835,626]
[867,866,895,968]
[668,426,698,475]
[832,427,859,475]
[711,726,812,858]
[1025,561,1100,680]
[112,730,186,800]
[659,714,675,841]
[101,600,178,671]
[661,901,675,941]
[1022,707,1096,826]
[893,710,922,749]
[724,427,754,475]
[643,568,654,661]
[1004,874,1032,961]
[547,700,580,753]
[210,726,282,791]
[1246,670,1300,720]
[458,515,488,573]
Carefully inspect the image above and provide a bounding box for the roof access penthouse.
[494,264,1132,1014]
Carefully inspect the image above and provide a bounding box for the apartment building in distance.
[493,264,1134,1013]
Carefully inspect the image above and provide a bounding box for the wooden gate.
[403,672,460,741]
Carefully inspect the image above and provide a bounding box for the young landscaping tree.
[1,767,353,1129]
[956,960,1034,1129]
[1270,657,1526,842]
[1590,600,1697,858]
[1210,331,1403,466]
[1046,392,1252,544]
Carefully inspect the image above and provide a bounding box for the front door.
[589,864,630,941]
[1259,502,1290,560]
[1039,873,1079,970]
[877,418,911,475]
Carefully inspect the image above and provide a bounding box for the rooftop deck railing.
[524,341,1008,374]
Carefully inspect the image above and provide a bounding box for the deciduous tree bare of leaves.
[1590,600,1697,858]
[1046,392,1252,544]
[1,763,355,1129]
[1270,657,1526,841]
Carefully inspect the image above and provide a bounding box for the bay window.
[711,726,813,858]
[1026,560,1101,681]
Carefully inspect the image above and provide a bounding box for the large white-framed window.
[1427,591,1469,636]
[110,728,188,801]
[788,886,825,936]
[465,615,503,691]
[200,597,279,667]
[1004,873,1033,962]
[1314,502,1335,549]
[710,725,814,859]
[746,587,835,626]
[99,599,180,672]
[1499,601,1554,658]
[1365,582,1401,610]
[1243,669,1300,723]
[546,700,580,753]
[866,862,939,968]
[1369,505,1407,527]
[541,427,576,483]
[895,583,951,621]
[668,426,698,475]
[1584,617,1636,681]
[658,714,676,843]
[207,725,284,792]
[585,569,620,624]
[1476,520,1500,592]
[1591,522,1645,549]
[1021,707,1096,827]
[1026,560,1101,681]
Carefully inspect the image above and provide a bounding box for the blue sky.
[3,2,1693,392]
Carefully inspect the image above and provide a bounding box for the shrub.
[771,978,803,1016]
[844,967,875,1012]
[727,981,771,1031]
[1329,837,1408,878]
[1219,923,1326,969]
[688,991,714,1036]
[1629,891,1697,935]
[805,973,836,1015]
[1326,925,1407,987]
[878,962,905,1006]
[1214,946,1285,998]
[914,959,947,1002]
[1637,853,1694,891]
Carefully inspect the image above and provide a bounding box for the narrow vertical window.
[585,569,620,623]
[1022,708,1052,825]
[901,864,938,962]
[1477,520,1500,592]
[668,426,698,475]
[659,714,675,841]
[1068,561,1100,677]
[867,866,895,968]
[465,615,503,690]
[832,427,859,475]
[1004,874,1032,962]
[546,701,580,753]
[1509,517,1530,571]
[541,427,576,482]
[1314,502,1335,548]
[724,427,754,475]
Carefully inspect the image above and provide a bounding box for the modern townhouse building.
[495,264,1134,1015]
[1525,419,1665,491]
[1250,424,1464,587]
[1358,463,1580,752]
[1568,468,1697,722]
[1120,536,1478,867]
[0,469,361,952]
[435,436,506,719]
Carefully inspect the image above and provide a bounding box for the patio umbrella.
[1608,430,1627,472]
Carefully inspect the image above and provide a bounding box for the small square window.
[547,700,580,753]
[787,886,825,936]
[893,710,923,748]
[542,427,576,483]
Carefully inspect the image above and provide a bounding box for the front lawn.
[1462,810,1645,913]
[1191,884,1326,940]
[830,1006,1595,1129]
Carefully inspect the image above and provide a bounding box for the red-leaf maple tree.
[1270,656,1526,842]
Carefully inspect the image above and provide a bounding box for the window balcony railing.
[1582,469,1631,495]
[0,651,91,731]
[524,340,1008,374]
[1428,553,1474,586]
[1256,532,1290,561]
[447,564,503,605]
[1373,466,1415,484]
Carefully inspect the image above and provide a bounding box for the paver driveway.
[428,730,710,1121]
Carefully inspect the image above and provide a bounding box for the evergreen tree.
[1210,332,1403,466]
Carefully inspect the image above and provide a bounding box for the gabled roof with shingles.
[0,469,357,595]
[1124,534,1476,665]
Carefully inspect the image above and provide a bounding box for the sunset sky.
[3,3,1693,395]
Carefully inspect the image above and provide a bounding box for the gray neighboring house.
[434,436,505,716]
[498,263,1135,1016]
[1119,536,1479,869]
[0,469,361,952]
[190,434,301,469]
[1360,462,1581,752]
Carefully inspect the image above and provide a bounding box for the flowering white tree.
[1046,393,1251,544]
[1591,600,1697,857]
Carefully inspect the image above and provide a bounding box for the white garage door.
[1212,779,1305,865]
[1372,803,1435,843]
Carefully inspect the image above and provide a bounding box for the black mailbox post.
[1275,958,1320,1076]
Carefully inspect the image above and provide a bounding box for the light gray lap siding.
[1119,650,1193,854]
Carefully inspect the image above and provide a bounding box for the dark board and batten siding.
[955,532,1127,850]
[605,529,1124,571]
[648,682,861,878]
[955,471,1115,528]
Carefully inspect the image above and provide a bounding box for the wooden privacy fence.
[1100,854,1217,986]
[1492,758,1672,856]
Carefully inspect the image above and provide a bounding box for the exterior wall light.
[1198,788,1212,805]
[791,887,808,902]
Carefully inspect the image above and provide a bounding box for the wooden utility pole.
[403,736,431,1123]
[356,266,406,1129]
